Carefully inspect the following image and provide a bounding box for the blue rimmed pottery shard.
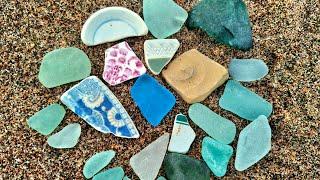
[60,76,139,138]
[202,137,233,177]
[143,0,188,38]
[188,103,236,144]
[235,115,271,171]
[144,39,180,75]
[219,80,273,121]
[168,114,196,154]
[130,74,176,126]
[81,7,148,46]
[229,59,269,82]
[187,0,253,50]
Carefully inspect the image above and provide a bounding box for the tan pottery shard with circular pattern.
[162,49,229,104]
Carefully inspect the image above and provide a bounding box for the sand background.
[1,0,319,179]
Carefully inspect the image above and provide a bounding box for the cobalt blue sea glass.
[130,74,176,126]
[60,76,139,138]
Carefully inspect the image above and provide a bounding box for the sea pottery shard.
[164,153,210,180]
[27,103,65,135]
[38,47,91,88]
[93,167,125,180]
[202,137,233,177]
[235,115,272,171]
[229,59,269,82]
[47,123,81,149]
[162,49,229,104]
[143,0,188,38]
[130,133,170,180]
[81,7,148,46]
[60,76,139,138]
[168,114,196,154]
[103,42,147,86]
[130,74,176,126]
[188,103,236,144]
[219,80,273,121]
[144,39,180,75]
[83,150,116,179]
[187,0,253,50]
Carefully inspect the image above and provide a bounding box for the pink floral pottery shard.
[103,42,147,86]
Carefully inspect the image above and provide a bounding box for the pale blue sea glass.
[92,167,124,180]
[229,59,268,82]
[83,150,116,178]
[188,103,236,144]
[235,115,271,171]
[219,80,273,121]
[47,123,81,149]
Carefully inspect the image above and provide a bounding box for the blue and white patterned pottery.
[61,76,139,138]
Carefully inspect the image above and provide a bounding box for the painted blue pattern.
[61,76,139,138]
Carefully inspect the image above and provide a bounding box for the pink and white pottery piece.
[103,42,147,86]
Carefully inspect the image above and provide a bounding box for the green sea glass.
[219,80,273,121]
[47,123,81,148]
[27,103,65,135]
[187,0,253,50]
[235,115,271,171]
[202,137,233,177]
[83,150,116,179]
[143,0,188,38]
[164,153,210,180]
[92,167,124,180]
[188,103,236,144]
[38,47,91,88]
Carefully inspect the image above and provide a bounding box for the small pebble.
[162,49,229,104]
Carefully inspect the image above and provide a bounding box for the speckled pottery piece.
[144,39,180,75]
[60,76,139,138]
[103,42,146,86]
[81,7,148,46]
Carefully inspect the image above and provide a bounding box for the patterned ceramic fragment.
[60,76,139,138]
[188,103,236,144]
[27,103,65,135]
[38,47,91,88]
[92,167,125,180]
[47,123,81,149]
[130,74,176,126]
[144,39,180,75]
[103,42,146,86]
[235,115,272,171]
[143,0,188,38]
[168,114,196,154]
[219,80,273,121]
[130,133,170,180]
[83,150,116,179]
[202,137,233,177]
[81,7,148,46]
[229,58,269,82]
